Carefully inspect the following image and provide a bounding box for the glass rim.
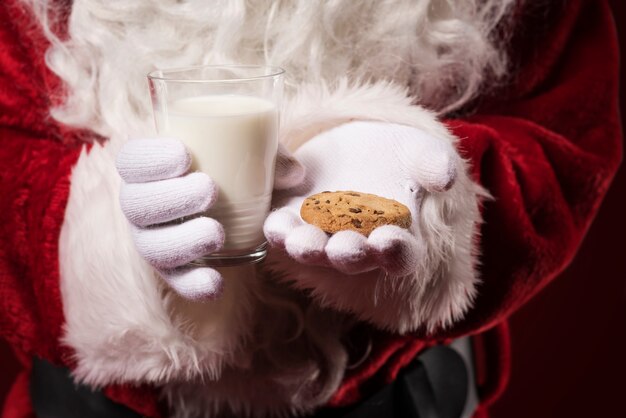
[147,64,285,84]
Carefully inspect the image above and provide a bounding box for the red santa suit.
[0,0,621,417]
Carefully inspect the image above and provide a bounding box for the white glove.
[265,121,456,276]
[263,121,475,332]
[116,138,303,300]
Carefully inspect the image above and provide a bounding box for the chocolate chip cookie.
[300,191,412,236]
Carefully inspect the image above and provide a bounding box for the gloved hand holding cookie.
[289,189,419,276]
[263,120,480,332]
[264,119,467,276]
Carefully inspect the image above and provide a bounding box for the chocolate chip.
[346,192,361,196]
[325,200,330,204]
[314,200,320,204]
[373,210,384,214]
[351,219,362,228]
[349,208,362,213]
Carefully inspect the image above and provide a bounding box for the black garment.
[30,345,469,418]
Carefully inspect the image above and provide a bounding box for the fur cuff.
[59,141,256,386]
[280,78,451,152]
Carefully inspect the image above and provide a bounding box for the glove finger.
[368,225,423,276]
[116,138,191,183]
[263,207,304,248]
[133,217,224,269]
[120,172,218,227]
[284,224,329,265]
[273,143,306,190]
[401,130,457,192]
[161,267,224,300]
[325,230,377,274]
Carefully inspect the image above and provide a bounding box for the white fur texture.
[59,81,484,417]
[30,0,503,414]
[23,0,513,141]
[59,140,257,386]
[163,294,349,418]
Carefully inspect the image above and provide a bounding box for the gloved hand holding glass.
[116,65,289,298]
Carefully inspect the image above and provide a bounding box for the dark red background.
[488,1,626,416]
[1,2,625,417]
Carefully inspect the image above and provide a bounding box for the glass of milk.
[147,65,284,267]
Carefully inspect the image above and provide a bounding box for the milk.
[161,95,278,251]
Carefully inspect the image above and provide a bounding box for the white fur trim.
[280,79,451,152]
[24,0,514,139]
[58,80,483,416]
[59,140,256,386]
[161,303,348,418]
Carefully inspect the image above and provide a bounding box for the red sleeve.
[0,5,164,417]
[330,0,622,407]
[447,0,622,336]
[0,2,81,364]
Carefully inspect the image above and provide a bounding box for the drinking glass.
[148,65,284,266]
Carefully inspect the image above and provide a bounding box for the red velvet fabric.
[450,0,622,337]
[0,1,621,417]
[0,0,77,372]
[330,0,622,409]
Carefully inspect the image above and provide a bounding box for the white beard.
[25,0,513,141]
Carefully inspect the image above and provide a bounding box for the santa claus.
[0,0,621,417]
